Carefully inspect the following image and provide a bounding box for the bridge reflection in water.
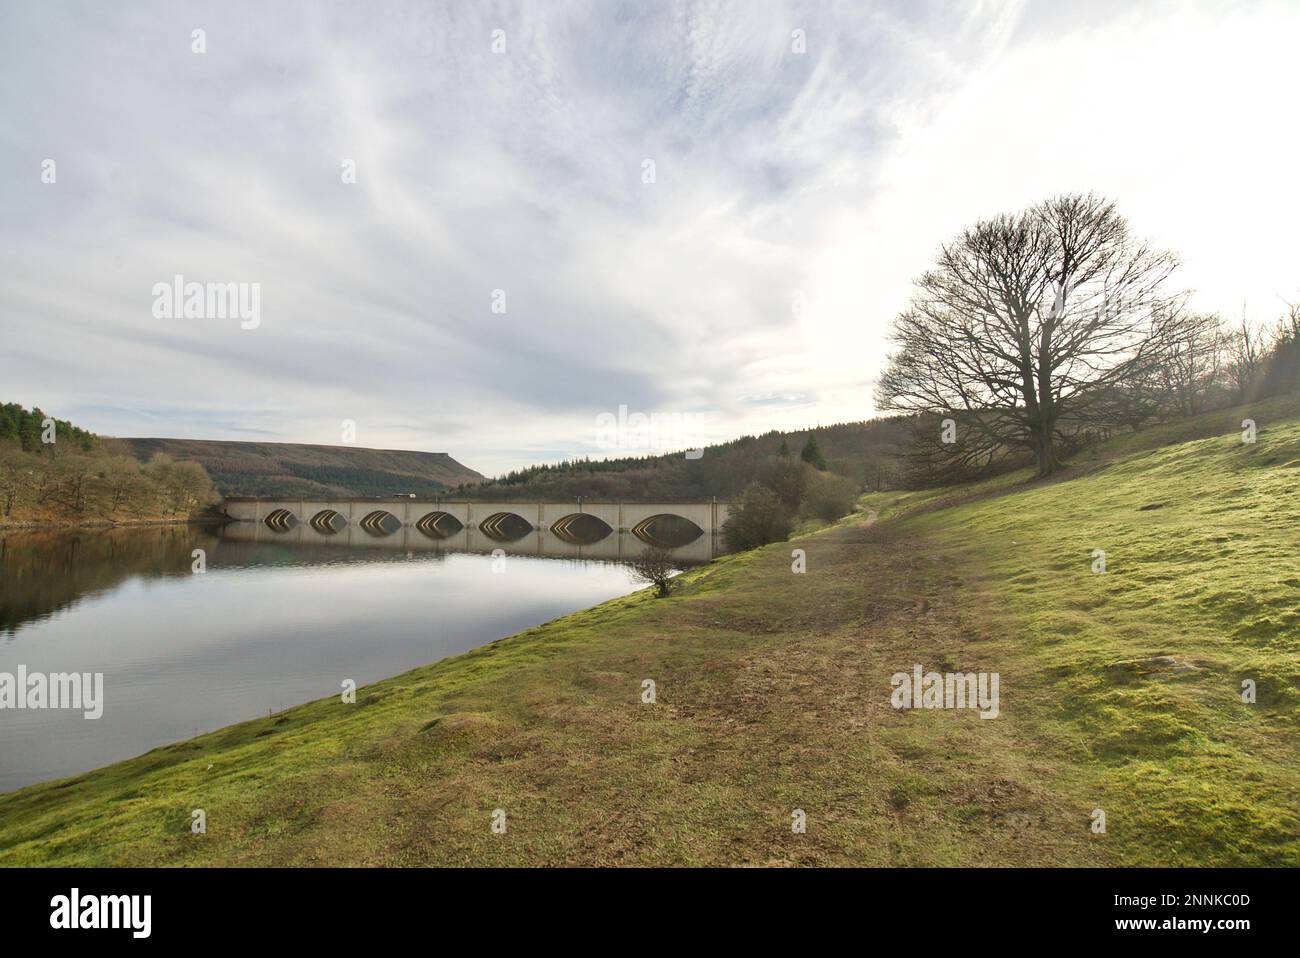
[219,498,732,563]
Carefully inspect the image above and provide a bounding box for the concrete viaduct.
[219,497,732,561]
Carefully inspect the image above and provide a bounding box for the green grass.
[2,397,1297,866]
[910,396,1300,864]
[866,392,1300,864]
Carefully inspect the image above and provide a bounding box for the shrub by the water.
[628,546,678,598]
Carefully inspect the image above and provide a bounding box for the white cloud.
[0,0,1294,475]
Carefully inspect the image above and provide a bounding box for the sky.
[2,0,1298,476]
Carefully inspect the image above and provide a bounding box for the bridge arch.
[550,513,613,545]
[631,513,703,548]
[310,509,347,534]
[359,510,403,536]
[416,511,464,539]
[479,511,532,542]
[264,508,297,531]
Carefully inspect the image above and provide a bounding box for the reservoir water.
[0,523,651,793]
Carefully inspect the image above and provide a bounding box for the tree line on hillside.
[0,403,96,452]
[461,417,911,503]
[460,420,893,558]
[874,192,1300,486]
[0,403,219,525]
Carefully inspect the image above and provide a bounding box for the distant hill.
[459,417,911,501]
[121,438,483,498]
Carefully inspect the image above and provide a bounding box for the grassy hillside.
[122,438,482,498]
[2,397,1295,866]
[864,391,1300,865]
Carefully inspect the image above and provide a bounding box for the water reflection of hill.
[0,524,447,635]
[0,525,218,634]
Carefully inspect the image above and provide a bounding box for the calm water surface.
[0,523,648,792]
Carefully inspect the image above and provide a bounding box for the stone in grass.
[1104,655,1204,681]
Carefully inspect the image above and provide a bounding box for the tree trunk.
[1034,425,1059,477]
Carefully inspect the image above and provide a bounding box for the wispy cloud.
[1,0,1296,474]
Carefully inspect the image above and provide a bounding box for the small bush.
[722,483,792,551]
[628,546,678,597]
[801,472,859,521]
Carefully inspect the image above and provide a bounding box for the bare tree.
[1224,312,1268,402]
[94,454,148,519]
[1152,307,1224,416]
[877,193,1179,476]
[628,546,679,598]
[1278,301,1300,341]
[0,447,36,517]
